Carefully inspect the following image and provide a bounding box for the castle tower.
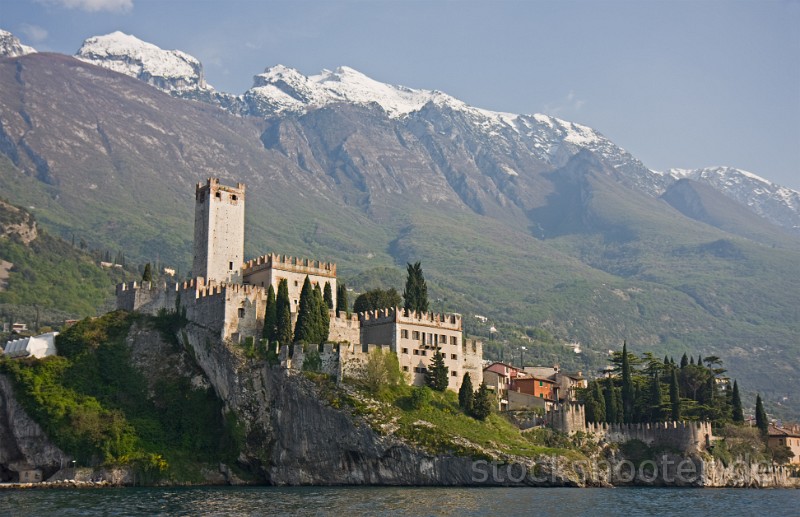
[192,178,245,283]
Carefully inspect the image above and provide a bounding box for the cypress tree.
[458,373,474,413]
[294,277,318,343]
[670,369,681,421]
[604,383,617,424]
[690,356,695,365]
[649,373,664,422]
[621,341,634,423]
[336,283,349,316]
[275,279,293,346]
[663,355,670,367]
[403,261,429,313]
[613,387,624,424]
[731,380,744,423]
[263,284,277,343]
[471,382,493,420]
[680,353,689,368]
[142,263,153,282]
[323,282,334,310]
[426,347,449,391]
[591,381,606,423]
[315,284,330,343]
[697,354,703,366]
[755,394,768,435]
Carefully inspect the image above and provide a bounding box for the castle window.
[441,334,447,343]
[412,331,420,340]
[451,354,457,360]
[294,281,298,287]
[413,349,419,356]
[451,371,457,377]
[238,308,245,318]
[215,192,222,200]
[421,350,427,356]
[402,366,409,372]
[231,194,238,202]
[229,261,234,271]
[401,329,409,339]
[402,348,408,354]
[450,336,457,346]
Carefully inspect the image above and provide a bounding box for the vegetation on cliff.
[0,311,242,482]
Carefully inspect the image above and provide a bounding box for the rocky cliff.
[0,374,67,481]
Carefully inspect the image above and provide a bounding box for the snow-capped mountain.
[76,31,208,92]
[0,29,36,58]
[668,167,800,232]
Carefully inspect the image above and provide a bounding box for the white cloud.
[543,90,586,116]
[19,23,48,42]
[35,0,133,13]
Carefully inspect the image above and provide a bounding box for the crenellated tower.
[192,178,246,283]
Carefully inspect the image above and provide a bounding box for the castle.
[117,178,483,391]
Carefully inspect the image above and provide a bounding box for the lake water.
[1,486,799,516]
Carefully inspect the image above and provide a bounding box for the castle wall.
[329,313,360,344]
[546,403,713,454]
[242,254,336,313]
[193,179,245,284]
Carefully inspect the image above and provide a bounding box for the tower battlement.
[358,306,462,331]
[242,253,336,278]
[193,178,245,284]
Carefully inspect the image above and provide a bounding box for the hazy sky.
[3,0,799,189]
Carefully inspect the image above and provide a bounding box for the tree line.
[578,342,748,427]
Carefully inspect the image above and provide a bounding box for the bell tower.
[192,178,245,283]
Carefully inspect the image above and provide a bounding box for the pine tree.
[670,369,681,421]
[263,284,277,343]
[403,261,429,313]
[458,373,474,413]
[336,283,349,316]
[731,380,744,423]
[755,394,768,435]
[323,282,334,310]
[471,382,492,420]
[142,263,153,282]
[275,279,293,346]
[621,341,634,423]
[649,373,664,422]
[425,347,449,391]
[294,277,318,343]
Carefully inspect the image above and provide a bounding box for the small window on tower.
[215,192,222,200]
[231,195,238,202]
[229,261,234,271]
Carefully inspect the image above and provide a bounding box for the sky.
[2,0,799,189]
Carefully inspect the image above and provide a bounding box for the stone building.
[117,178,482,393]
[768,424,800,465]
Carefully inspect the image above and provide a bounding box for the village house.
[767,424,800,465]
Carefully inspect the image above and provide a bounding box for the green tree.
[275,279,292,346]
[670,369,681,421]
[425,347,449,391]
[613,386,624,424]
[470,382,493,420]
[604,383,618,424]
[587,381,606,423]
[142,263,153,282]
[680,353,689,369]
[336,283,349,316]
[323,282,334,310]
[649,373,664,422]
[621,341,634,423]
[403,261,429,313]
[263,284,277,343]
[731,380,744,423]
[294,277,318,343]
[353,288,402,313]
[458,373,474,413]
[755,394,768,435]
[315,284,330,343]
[359,348,404,394]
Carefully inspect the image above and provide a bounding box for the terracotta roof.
[768,425,800,438]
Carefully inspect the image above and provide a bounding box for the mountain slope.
[0,50,799,417]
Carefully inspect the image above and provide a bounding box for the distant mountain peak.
[75,31,209,92]
[0,29,37,58]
